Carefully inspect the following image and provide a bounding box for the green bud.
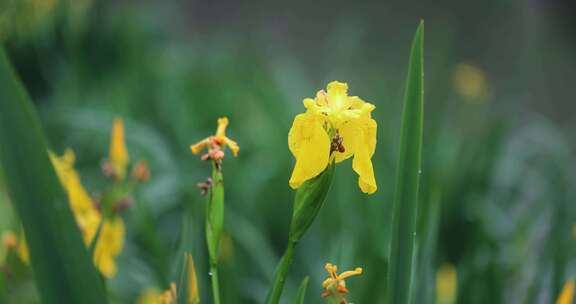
[206,163,224,265]
[288,162,335,243]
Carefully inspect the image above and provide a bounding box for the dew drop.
[208,272,213,276]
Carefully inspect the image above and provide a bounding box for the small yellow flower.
[109,118,129,180]
[190,117,239,160]
[453,63,489,102]
[321,262,363,302]
[136,288,162,304]
[557,279,575,304]
[289,81,377,194]
[2,230,29,264]
[159,282,177,304]
[436,263,457,304]
[185,252,200,304]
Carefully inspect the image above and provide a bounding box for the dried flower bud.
[132,160,150,182]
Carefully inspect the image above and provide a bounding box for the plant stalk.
[266,241,297,304]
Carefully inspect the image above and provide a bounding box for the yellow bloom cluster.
[289,81,377,194]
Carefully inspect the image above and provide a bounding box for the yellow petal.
[109,118,129,179]
[17,237,29,264]
[352,118,377,194]
[190,138,210,154]
[338,267,363,280]
[137,288,162,304]
[224,137,240,157]
[49,149,96,213]
[216,117,229,137]
[94,217,125,278]
[436,263,457,304]
[288,113,330,188]
[327,81,348,97]
[185,253,200,304]
[557,279,575,304]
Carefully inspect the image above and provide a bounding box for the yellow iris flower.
[190,117,239,160]
[557,279,575,304]
[288,81,377,194]
[49,149,124,278]
[109,118,129,180]
[321,262,363,301]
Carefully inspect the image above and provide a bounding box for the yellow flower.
[93,216,125,278]
[557,279,575,304]
[109,118,129,180]
[50,149,125,278]
[190,117,239,160]
[185,252,200,304]
[289,81,377,194]
[321,262,363,301]
[436,263,457,304]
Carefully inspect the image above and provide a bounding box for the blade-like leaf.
[0,48,107,303]
[293,276,309,304]
[386,21,425,304]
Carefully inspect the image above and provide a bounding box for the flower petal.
[288,113,330,188]
[110,118,129,179]
[352,118,377,194]
[224,137,240,157]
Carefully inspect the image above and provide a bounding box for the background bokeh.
[1,0,576,303]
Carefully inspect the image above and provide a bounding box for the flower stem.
[210,264,221,304]
[266,240,297,304]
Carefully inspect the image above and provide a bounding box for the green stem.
[210,264,221,304]
[266,241,297,304]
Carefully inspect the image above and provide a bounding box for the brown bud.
[132,160,150,182]
[2,231,17,249]
[197,177,213,196]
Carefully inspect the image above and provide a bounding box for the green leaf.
[386,21,425,304]
[0,48,107,304]
[293,276,309,304]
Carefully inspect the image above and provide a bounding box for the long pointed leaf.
[386,21,425,304]
[0,48,107,304]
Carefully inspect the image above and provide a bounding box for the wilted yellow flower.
[557,279,574,304]
[436,263,458,304]
[190,117,239,160]
[289,81,377,194]
[93,216,125,278]
[321,262,363,302]
[109,118,129,180]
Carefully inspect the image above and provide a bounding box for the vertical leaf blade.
[293,276,309,304]
[386,21,425,304]
[0,48,107,303]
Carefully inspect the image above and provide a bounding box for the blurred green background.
[1,0,575,303]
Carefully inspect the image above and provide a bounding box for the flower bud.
[288,163,335,243]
